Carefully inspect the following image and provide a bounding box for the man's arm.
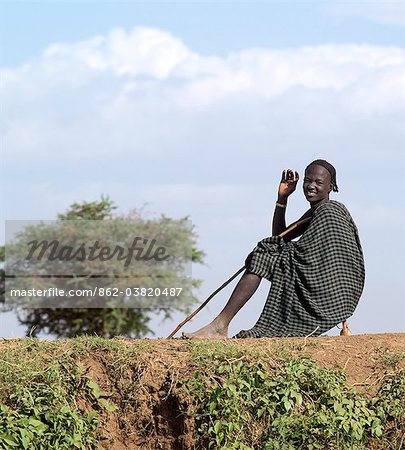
[282,209,313,241]
[272,201,287,236]
[272,169,299,236]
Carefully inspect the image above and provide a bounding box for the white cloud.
[3,27,405,103]
[1,26,404,170]
[42,27,196,78]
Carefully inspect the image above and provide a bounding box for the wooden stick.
[166,217,311,339]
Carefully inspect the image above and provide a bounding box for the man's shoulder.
[317,200,349,213]
[314,200,353,222]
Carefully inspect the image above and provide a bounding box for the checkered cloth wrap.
[235,201,365,338]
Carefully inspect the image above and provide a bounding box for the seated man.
[184,159,365,338]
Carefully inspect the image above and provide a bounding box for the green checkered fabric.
[235,201,365,338]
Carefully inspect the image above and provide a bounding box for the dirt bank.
[1,333,404,449]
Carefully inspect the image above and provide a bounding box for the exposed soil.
[231,333,405,389]
[93,333,405,449]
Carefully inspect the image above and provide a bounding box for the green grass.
[0,339,98,449]
[0,336,151,449]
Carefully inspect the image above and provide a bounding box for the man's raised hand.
[278,169,299,201]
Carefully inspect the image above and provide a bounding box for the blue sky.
[2,1,405,67]
[1,1,404,338]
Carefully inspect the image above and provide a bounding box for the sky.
[1,1,404,338]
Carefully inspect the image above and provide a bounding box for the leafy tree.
[57,196,116,221]
[5,197,204,338]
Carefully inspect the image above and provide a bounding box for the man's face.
[303,165,333,205]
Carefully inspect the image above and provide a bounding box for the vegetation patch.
[186,340,405,450]
[0,336,404,449]
[0,337,150,449]
[0,339,99,449]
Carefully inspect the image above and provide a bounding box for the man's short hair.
[305,159,339,192]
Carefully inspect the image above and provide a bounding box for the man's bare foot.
[340,320,352,336]
[182,321,228,339]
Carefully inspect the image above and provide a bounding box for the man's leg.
[183,272,261,338]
